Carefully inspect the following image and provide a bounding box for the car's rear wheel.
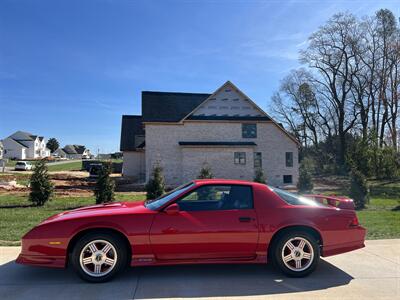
[71,232,128,283]
[272,231,319,277]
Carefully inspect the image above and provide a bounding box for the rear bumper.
[16,254,66,268]
[322,226,366,257]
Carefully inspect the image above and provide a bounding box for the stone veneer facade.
[144,121,299,187]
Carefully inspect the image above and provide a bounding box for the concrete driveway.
[0,239,399,299]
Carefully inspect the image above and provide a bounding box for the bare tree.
[271,8,399,174]
[300,13,361,168]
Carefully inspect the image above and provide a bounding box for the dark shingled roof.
[178,141,257,146]
[120,115,144,151]
[142,91,211,122]
[74,145,86,154]
[63,145,78,154]
[11,139,28,148]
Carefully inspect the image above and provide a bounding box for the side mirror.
[164,203,180,215]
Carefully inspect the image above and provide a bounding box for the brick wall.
[145,121,299,187]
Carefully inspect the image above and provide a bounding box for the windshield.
[16,162,25,166]
[145,182,195,210]
[270,186,325,207]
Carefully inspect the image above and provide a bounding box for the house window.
[234,152,246,165]
[254,152,262,168]
[283,175,293,184]
[242,124,257,138]
[286,152,293,167]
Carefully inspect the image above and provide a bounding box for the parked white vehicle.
[15,161,33,171]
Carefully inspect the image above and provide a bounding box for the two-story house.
[2,131,50,160]
[120,81,299,187]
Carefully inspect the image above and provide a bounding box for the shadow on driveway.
[0,259,353,299]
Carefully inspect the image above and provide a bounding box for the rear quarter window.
[270,187,325,207]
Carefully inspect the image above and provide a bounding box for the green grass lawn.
[0,193,145,246]
[5,160,17,168]
[357,196,399,240]
[47,161,83,172]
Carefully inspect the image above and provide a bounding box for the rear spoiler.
[303,194,355,210]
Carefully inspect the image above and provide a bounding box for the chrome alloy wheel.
[79,240,118,277]
[281,237,314,272]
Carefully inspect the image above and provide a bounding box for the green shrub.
[29,160,54,206]
[297,163,313,193]
[346,137,374,177]
[377,147,400,180]
[349,168,369,210]
[145,165,165,199]
[254,168,266,184]
[94,162,115,204]
[197,164,213,179]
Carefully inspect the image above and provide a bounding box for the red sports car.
[17,179,366,282]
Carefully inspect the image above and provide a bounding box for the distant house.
[62,145,91,159]
[52,148,67,159]
[120,81,299,187]
[2,131,51,160]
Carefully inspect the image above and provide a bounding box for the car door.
[149,184,259,260]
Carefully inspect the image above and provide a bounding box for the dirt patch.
[0,171,140,196]
[312,175,349,193]
[0,171,93,196]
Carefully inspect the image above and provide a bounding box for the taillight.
[349,215,359,227]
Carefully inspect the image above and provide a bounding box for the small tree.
[46,138,60,153]
[349,168,369,210]
[254,168,266,184]
[94,162,115,204]
[145,165,165,199]
[29,160,54,206]
[197,164,213,179]
[297,163,314,193]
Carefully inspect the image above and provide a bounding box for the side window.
[285,152,293,167]
[254,152,262,168]
[242,124,257,138]
[177,185,253,211]
[234,152,246,165]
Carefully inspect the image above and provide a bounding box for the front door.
[149,184,259,260]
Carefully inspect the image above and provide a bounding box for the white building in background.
[2,131,50,160]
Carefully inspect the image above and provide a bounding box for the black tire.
[272,231,319,277]
[70,232,128,283]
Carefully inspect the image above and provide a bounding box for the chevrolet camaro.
[17,179,366,282]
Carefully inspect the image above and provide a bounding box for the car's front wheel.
[71,232,128,283]
[272,231,319,277]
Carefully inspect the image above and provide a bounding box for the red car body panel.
[16,179,366,269]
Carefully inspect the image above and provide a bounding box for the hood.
[41,201,147,224]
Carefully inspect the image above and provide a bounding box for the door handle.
[239,217,252,222]
[163,227,178,234]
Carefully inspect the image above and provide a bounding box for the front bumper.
[16,254,66,268]
[16,237,68,268]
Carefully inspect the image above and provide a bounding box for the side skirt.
[130,254,267,267]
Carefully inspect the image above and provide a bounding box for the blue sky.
[1,0,399,153]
